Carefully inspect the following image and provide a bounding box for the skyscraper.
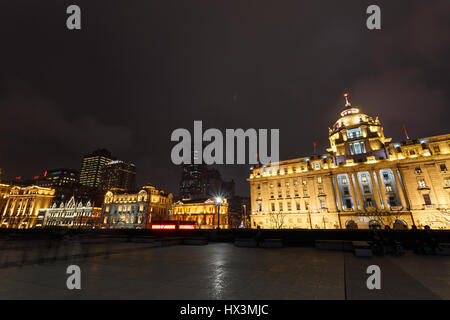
[100,160,136,192]
[79,149,114,188]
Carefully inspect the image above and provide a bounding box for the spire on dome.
[344,92,351,107]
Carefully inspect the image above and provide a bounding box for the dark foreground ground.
[0,241,449,299]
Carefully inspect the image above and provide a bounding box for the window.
[385,184,393,192]
[342,177,348,184]
[320,199,326,209]
[440,164,447,172]
[285,181,290,187]
[318,186,324,195]
[287,202,292,211]
[314,163,320,169]
[418,179,427,188]
[445,178,450,187]
[366,198,373,207]
[293,179,298,186]
[277,182,281,188]
[343,186,349,196]
[423,194,432,205]
[286,191,291,198]
[270,192,274,199]
[363,185,370,194]
[347,128,362,139]
[303,189,309,197]
[294,189,299,197]
[270,183,274,188]
[350,141,366,155]
[302,179,307,185]
[258,203,262,212]
[271,203,275,212]
[296,201,301,210]
[433,145,441,154]
[278,192,282,198]
[317,177,322,184]
[305,201,310,210]
[257,184,261,190]
[279,202,283,211]
[383,172,389,180]
[361,174,367,183]
[415,167,422,174]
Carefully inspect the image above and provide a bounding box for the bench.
[183,237,208,245]
[315,240,353,252]
[234,238,258,248]
[353,241,373,257]
[259,238,283,248]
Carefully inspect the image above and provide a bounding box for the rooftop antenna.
[344,92,351,107]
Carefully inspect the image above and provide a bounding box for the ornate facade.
[172,198,229,229]
[248,95,450,229]
[101,185,173,229]
[0,186,55,229]
[37,196,101,228]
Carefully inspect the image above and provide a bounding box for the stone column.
[375,169,389,211]
[352,172,365,212]
[369,169,383,210]
[348,174,360,212]
[393,167,408,210]
[332,175,342,211]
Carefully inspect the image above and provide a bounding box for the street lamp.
[215,197,223,229]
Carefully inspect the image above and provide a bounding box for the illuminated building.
[102,185,173,229]
[38,168,79,188]
[180,164,235,200]
[36,196,101,228]
[172,198,229,229]
[0,184,11,218]
[248,94,450,229]
[100,160,136,192]
[79,149,114,188]
[0,186,55,229]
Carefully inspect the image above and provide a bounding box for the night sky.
[1,0,449,197]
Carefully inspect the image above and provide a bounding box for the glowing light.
[179,225,195,230]
[151,224,176,230]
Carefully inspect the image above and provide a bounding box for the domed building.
[248,94,450,230]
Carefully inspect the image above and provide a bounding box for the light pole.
[242,204,247,228]
[215,197,222,229]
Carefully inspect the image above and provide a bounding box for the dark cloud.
[0,0,449,196]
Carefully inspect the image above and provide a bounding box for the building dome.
[327,93,390,162]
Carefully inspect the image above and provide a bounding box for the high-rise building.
[179,164,235,200]
[100,160,136,192]
[248,94,450,230]
[79,149,114,188]
[38,168,79,188]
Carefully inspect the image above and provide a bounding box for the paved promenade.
[0,242,448,299]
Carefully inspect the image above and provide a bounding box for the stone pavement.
[0,242,448,299]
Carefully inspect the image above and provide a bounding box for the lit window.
[418,179,427,188]
[444,178,450,187]
[385,184,393,192]
[415,167,422,174]
[317,177,322,184]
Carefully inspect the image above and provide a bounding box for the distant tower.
[101,160,136,192]
[79,149,114,188]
